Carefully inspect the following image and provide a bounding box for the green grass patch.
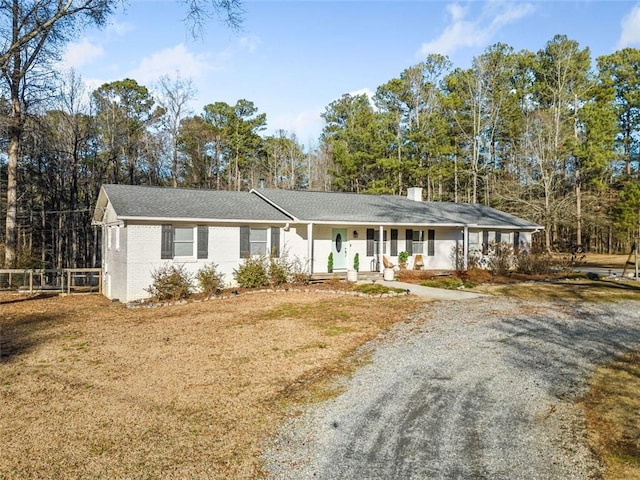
[351,284,406,295]
[257,302,324,321]
[420,278,476,290]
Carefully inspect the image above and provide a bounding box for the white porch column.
[378,225,384,273]
[463,225,469,270]
[307,223,314,274]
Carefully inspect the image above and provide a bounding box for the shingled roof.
[253,189,540,229]
[93,184,540,230]
[93,184,292,223]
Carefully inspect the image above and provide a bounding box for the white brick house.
[92,185,541,302]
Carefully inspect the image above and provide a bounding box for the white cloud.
[447,3,468,22]
[617,3,640,48]
[126,44,212,84]
[349,87,374,99]
[418,1,535,57]
[105,20,134,37]
[60,38,104,69]
[266,108,325,145]
[239,35,260,53]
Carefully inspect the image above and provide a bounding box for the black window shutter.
[197,225,209,259]
[482,230,489,255]
[496,231,502,244]
[406,229,413,256]
[240,226,250,258]
[427,229,435,256]
[161,225,173,259]
[366,229,374,256]
[391,229,398,256]
[514,232,520,253]
[271,227,280,257]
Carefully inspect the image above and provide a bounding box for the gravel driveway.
[262,297,640,479]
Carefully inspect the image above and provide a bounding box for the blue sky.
[62,1,640,148]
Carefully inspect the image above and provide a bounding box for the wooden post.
[633,239,638,282]
[622,240,639,279]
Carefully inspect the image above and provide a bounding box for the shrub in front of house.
[268,256,290,287]
[487,242,516,276]
[289,255,311,285]
[515,249,555,275]
[233,255,270,288]
[196,263,225,296]
[146,263,193,301]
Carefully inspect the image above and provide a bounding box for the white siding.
[100,215,536,302]
[117,223,285,302]
[282,225,310,270]
[104,224,128,302]
[313,225,333,273]
[422,228,461,270]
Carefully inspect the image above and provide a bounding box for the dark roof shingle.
[100,184,291,222]
[254,188,540,229]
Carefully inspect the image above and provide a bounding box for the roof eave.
[91,186,110,223]
[115,215,292,224]
[250,189,300,221]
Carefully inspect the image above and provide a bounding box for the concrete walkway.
[385,280,486,300]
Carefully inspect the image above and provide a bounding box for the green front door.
[332,228,347,270]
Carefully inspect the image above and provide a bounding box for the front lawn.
[0,291,426,479]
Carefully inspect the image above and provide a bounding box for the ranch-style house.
[92,184,541,302]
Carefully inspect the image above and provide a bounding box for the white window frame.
[468,231,481,252]
[412,230,424,254]
[173,226,195,258]
[250,228,268,256]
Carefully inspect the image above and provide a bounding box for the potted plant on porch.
[399,251,409,269]
[347,252,359,282]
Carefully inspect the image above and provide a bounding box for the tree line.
[1,32,639,269]
[322,36,640,255]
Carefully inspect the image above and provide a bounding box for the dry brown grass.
[473,278,640,302]
[0,290,427,479]
[583,351,640,479]
[582,253,629,269]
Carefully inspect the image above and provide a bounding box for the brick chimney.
[407,187,423,202]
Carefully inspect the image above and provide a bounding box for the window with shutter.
[427,229,435,256]
[250,228,267,255]
[412,230,424,254]
[197,226,208,259]
[482,230,489,255]
[406,229,413,256]
[161,225,173,259]
[174,227,194,256]
[239,227,269,257]
[240,226,250,258]
[391,229,398,256]
[271,227,280,257]
[373,230,387,254]
[366,229,374,256]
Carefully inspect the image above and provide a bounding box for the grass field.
[0,290,426,479]
[583,352,640,480]
[2,267,640,479]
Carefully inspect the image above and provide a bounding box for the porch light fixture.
[353,230,358,238]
